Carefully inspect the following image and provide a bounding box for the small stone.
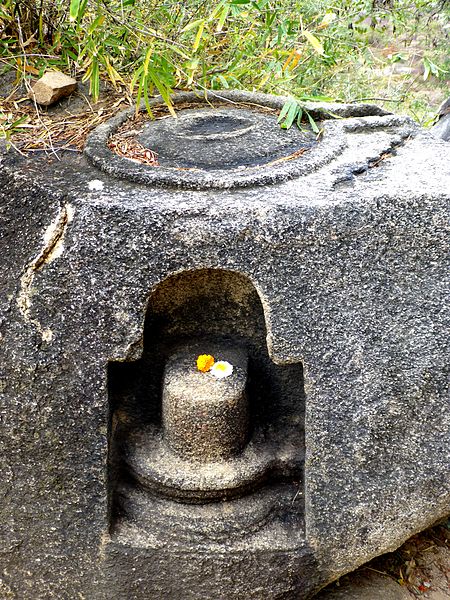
[29,71,77,106]
[87,179,104,191]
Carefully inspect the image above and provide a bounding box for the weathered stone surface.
[431,97,450,141]
[86,90,393,189]
[0,90,449,599]
[437,97,450,118]
[431,113,450,141]
[29,70,77,106]
[138,106,317,170]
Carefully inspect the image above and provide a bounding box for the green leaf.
[216,5,230,31]
[193,21,205,52]
[69,0,87,21]
[423,57,431,80]
[277,99,294,124]
[147,67,175,117]
[89,57,100,102]
[298,94,334,102]
[88,14,105,35]
[181,19,204,33]
[284,100,298,129]
[211,0,226,19]
[306,111,320,134]
[69,0,81,21]
[217,74,229,88]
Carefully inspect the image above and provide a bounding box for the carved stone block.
[0,90,448,599]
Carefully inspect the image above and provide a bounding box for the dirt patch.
[317,522,450,599]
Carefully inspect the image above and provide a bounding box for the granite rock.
[430,97,450,141]
[431,112,450,141]
[29,71,77,106]
[0,90,449,599]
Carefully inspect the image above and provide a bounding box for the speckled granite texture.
[0,91,448,599]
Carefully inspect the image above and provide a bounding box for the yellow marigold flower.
[196,354,215,373]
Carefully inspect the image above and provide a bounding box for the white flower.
[88,179,104,191]
[210,361,233,379]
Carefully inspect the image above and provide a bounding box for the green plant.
[277,96,333,132]
[0,111,32,151]
[0,0,448,123]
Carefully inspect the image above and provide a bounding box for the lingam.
[162,346,249,463]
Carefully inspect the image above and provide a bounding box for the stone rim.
[125,424,277,503]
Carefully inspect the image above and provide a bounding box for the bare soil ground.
[318,522,450,599]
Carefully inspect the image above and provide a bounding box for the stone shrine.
[0,90,448,599]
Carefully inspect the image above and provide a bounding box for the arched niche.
[107,269,305,529]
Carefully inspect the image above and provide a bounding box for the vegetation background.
[0,0,449,145]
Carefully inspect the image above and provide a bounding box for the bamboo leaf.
[69,0,81,21]
[423,57,430,80]
[304,31,324,56]
[89,57,100,102]
[70,0,87,21]
[306,111,320,133]
[318,12,336,30]
[181,19,204,33]
[217,5,230,32]
[283,48,302,71]
[258,72,270,88]
[103,57,124,87]
[277,99,294,123]
[88,15,105,35]
[217,74,229,88]
[143,48,153,75]
[193,21,205,52]
[284,100,298,129]
[211,1,226,19]
[147,67,176,117]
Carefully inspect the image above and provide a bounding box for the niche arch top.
[144,268,272,345]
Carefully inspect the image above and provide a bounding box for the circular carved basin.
[172,112,254,138]
[84,90,347,189]
[135,107,316,171]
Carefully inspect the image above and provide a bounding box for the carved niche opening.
[107,269,305,538]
